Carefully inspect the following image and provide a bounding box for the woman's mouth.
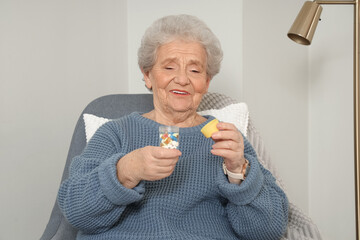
[170,90,190,95]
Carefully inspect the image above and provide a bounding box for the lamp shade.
[288,1,323,45]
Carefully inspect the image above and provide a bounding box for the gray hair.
[138,14,223,79]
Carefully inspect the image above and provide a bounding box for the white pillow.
[83,114,110,142]
[197,103,249,137]
[83,102,249,143]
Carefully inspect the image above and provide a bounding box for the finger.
[215,122,244,141]
[153,158,179,168]
[211,129,242,143]
[144,164,177,181]
[210,148,242,161]
[216,122,238,131]
[156,164,177,173]
[212,140,242,151]
[141,154,178,169]
[154,147,181,159]
[151,147,182,159]
[142,160,176,175]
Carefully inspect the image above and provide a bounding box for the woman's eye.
[191,70,200,73]
[165,67,173,70]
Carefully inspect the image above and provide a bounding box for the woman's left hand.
[210,122,246,174]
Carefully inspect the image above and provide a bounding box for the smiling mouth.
[170,90,190,95]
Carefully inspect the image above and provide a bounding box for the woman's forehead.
[156,40,207,63]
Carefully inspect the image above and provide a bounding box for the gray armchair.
[40,92,322,240]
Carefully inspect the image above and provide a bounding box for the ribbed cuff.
[217,154,264,205]
[98,153,145,205]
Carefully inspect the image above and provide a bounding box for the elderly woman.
[58,15,288,240]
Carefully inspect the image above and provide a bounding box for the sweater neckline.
[130,112,215,134]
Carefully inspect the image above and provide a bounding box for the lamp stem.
[354,1,360,239]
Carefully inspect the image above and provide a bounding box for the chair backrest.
[40,92,322,240]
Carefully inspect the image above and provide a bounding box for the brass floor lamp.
[288,0,360,238]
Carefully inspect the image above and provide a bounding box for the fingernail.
[212,132,219,138]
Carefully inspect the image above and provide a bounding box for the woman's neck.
[142,109,206,127]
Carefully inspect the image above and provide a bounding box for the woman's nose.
[173,69,190,85]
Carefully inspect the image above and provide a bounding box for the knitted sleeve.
[57,121,145,234]
[216,136,289,240]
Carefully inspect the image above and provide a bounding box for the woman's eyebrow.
[160,58,204,68]
[188,60,203,66]
[160,58,177,65]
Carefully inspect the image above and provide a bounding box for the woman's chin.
[168,103,194,114]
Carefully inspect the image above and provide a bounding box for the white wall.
[309,5,355,240]
[243,0,309,213]
[0,1,128,239]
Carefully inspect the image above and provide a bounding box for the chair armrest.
[247,117,322,240]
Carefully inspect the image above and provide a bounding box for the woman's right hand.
[116,146,182,189]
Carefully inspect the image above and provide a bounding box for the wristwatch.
[223,159,250,180]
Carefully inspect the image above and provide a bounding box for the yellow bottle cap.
[201,119,219,138]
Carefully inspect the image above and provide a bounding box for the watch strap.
[222,159,250,180]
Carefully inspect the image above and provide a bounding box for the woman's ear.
[204,76,211,93]
[141,68,152,90]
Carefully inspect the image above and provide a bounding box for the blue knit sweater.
[58,112,288,240]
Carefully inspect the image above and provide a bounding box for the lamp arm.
[315,0,355,5]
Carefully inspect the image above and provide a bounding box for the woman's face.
[143,40,210,116]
